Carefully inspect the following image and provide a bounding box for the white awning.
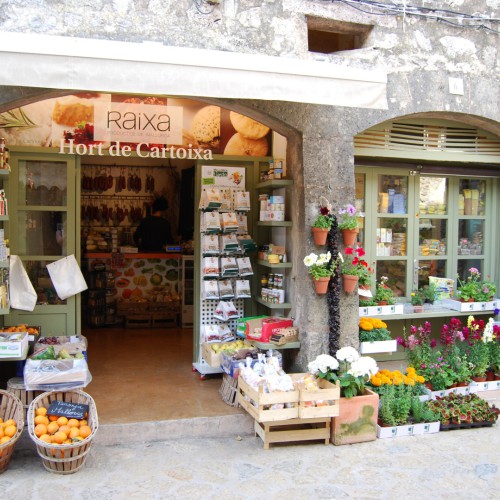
[0,32,387,109]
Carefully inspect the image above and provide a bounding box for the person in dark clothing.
[133,197,173,252]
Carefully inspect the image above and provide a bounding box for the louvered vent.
[355,123,500,156]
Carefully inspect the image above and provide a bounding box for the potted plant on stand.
[303,251,338,295]
[467,316,493,383]
[311,197,334,246]
[337,203,362,246]
[359,317,397,354]
[340,246,369,294]
[411,289,425,313]
[374,276,396,306]
[456,267,482,302]
[308,347,379,445]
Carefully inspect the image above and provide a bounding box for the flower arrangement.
[369,367,426,390]
[411,289,424,306]
[308,347,378,398]
[359,317,392,342]
[456,267,497,302]
[373,276,396,305]
[303,251,338,280]
[467,315,492,378]
[337,203,361,230]
[312,196,334,230]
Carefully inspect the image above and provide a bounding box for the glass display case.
[377,174,408,214]
[459,179,486,216]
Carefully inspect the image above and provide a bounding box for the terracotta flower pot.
[424,382,433,391]
[486,370,495,381]
[341,228,358,247]
[311,227,328,245]
[471,375,487,382]
[495,373,500,381]
[413,305,424,313]
[331,389,379,446]
[456,381,469,387]
[313,276,330,295]
[342,274,359,294]
[377,301,387,306]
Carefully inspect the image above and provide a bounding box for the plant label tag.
[48,401,89,420]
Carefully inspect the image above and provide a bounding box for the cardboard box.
[246,317,293,342]
[0,331,28,358]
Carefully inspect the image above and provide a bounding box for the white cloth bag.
[46,255,88,300]
[9,254,37,311]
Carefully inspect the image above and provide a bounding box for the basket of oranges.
[0,389,24,473]
[28,390,98,474]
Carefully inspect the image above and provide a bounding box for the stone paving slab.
[3,422,499,499]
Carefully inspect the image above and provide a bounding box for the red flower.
[320,207,330,216]
[356,247,366,257]
[344,247,354,255]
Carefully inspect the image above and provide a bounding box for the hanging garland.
[327,214,341,355]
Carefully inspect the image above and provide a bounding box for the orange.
[4,425,16,438]
[4,419,16,427]
[72,436,84,442]
[0,436,11,444]
[0,427,3,439]
[64,439,72,444]
[56,416,68,426]
[67,418,80,428]
[36,407,48,417]
[48,415,58,422]
[59,425,71,436]
[47,422,59,435]
[53,431,67,444]
[39,434,52,444]
[34,423,48,437]
[34,415,49,426]
[79,420,88,427]
[0,418,3,424]
[79,425,92,439]
[69,427,80,439]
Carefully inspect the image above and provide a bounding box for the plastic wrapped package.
[23,358,92,391]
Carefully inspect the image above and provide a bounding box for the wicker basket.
[27,390,99,474]
[0,389,25,474]
[7,377,44,419]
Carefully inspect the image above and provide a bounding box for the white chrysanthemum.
[303,253,318,267]
[336,346,360,363]
[308,354,339,374]
[483,318,494,343]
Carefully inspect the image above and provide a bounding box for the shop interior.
[79,154,243,423]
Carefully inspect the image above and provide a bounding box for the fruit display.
[0,417,18,445]
[31,345,84,360]
[32,406,92,446]
[0,324,39,335]
[209,339,253,354]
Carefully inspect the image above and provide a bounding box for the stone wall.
[0,0,498,366]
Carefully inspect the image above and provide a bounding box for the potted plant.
[374,276,396,306]
[411,289,425,312]
[311,196,334,245]
[421,283,437,304]
[488,322,500,379]
[308,348,379,445]
[339,246,369,294]
[375,383,440,438]
[467,316,493,382]
[337,203,362,246]
[426,393,500,428]
[303,251,338,295]
[359,317,397,354]
[456,267,482,302]
[440,317,472,386]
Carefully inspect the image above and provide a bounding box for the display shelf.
[256,297,292,310]
[257,260,292,269]
[257,221,292,227]
[256,179,293,190]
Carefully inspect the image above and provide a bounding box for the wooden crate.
[125,314,152,329]
[237,376,299,422]
[117,300,150,315]
[219,374,239,407]
[254,417,331,450]
[151,312,177,328]
[7,377,44,418]
[290,374,341,419]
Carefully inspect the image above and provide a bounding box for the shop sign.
[202,165,245,188]
[93,101,183,144]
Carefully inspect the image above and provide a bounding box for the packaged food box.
[0,331,28,358]
[246,317,293,343]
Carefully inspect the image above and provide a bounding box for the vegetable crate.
[7,377,44,419]
[0,389,24,474]
[219,374,239,407]
[290,374,341,419]
[28,390,99,474]
[254,417,331,450]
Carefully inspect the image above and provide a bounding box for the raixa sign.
[93,101,183,144]
[59,140,214,160]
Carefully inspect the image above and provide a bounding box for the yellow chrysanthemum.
[416,375,425,383]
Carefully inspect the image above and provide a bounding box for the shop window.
[356,166,495,299]
[307,17,371,54]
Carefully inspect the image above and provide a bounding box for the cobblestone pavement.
[3,422,499,499]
